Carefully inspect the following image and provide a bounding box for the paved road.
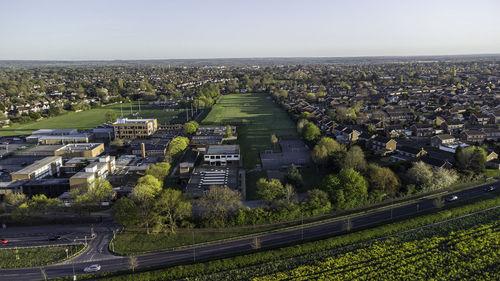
[0,181,498,281]
[0,223,111,249]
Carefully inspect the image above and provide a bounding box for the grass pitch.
[202,93,298,169]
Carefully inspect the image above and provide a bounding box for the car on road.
[83,264,101,273]
[485,186,496,192]
[0,238,8,244]
[446,195,458,202]
[48,235,61,241]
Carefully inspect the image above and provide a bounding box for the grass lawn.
[0,244,85,269]
[202,93,298,169]
[113,223,297,255]
[0,102,185,137]
[485,169,500,178]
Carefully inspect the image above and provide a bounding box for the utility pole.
[120,104,123,117]
[301,213,304,241]
[192,231,195,262]
[390,198,394,220]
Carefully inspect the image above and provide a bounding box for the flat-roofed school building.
[113,118,158,139]
[204,145,240,166]
[54,143,105,158]
[11,156,63,180]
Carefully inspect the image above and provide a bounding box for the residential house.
[486,151,498,162]
[431,134,456,148]
[370,136,397,154]
[385,124,405,138]
[488,110,500,124]
[441,120,464,133]
[483,127,500,141]
[460,130,485,143]
[410,124,434,137]
[470,113,490,125]
[486,158,500,170]
[397,146,427,158]
[336,128,360,143]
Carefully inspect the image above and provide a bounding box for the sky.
[0,0,499,60]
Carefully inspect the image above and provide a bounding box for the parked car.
[485,186,496,192]
[48,235,61,241]
[0,238,8,244]
[446,195,458,202]
[83,264,101,273]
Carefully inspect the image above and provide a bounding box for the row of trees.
[2,178,115,219]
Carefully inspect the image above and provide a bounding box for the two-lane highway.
[0,181,498,281]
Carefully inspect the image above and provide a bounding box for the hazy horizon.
[1,0,499,60]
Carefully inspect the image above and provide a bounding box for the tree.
[455,146,486,174]
[131,175,162,233]
[367,164,400,197]
[454,146,466,170]
[312,137,344,166]
[433,196,445,208]
[270,134,279,150]
[3,192,27,208]
[296,119,309,133]
[199,185,242,227]
[311,144,329,166]
[406,161,434,190]
[153,189,191,233]
[110,138,124,147]
[341,146,367,172]
[256,178,285,203]
[168,136,190,156]
[302,123,320,141]
[224,125,232,138]
[128,256,138,272]
[284,164,303,189]
[183,121,199,135]
[333,106,356,123]
[145,162,171,184]
[469,147,486,174]
[72,179,113,206]
[131,175,162,204]
[251,237,261,250]
[301,189,331,215]
[111,198,138,227]
[300,112,312,120]
[284,184,296,202]
[27,194,61,215]
[105,110,117,122]
[321,169,368,210]
[431,168,458,190]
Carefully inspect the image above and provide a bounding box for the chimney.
[141,143,146,159]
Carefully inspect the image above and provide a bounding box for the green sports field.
[202,93,299,169]
[0,102,184,137]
